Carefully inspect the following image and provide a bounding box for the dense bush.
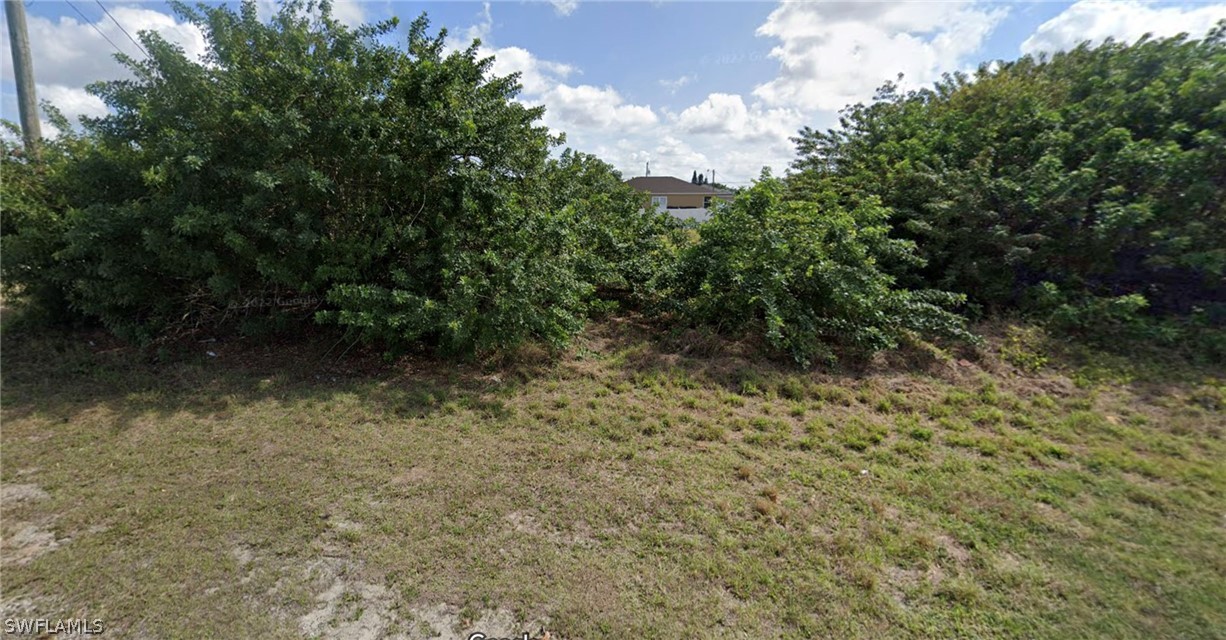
[789,23,1226,333]
[542,150,681,305]
[673,173,973,366]
[2,1,632,353]
[11,2,1219,366]
[1,119,71,324]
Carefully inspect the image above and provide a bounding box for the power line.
[94,0,148,58]
[65,0,125,58]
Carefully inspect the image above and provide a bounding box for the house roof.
[626,176,732,196]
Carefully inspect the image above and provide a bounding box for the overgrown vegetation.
[2,5,1224,365]
[672,173,972,367]
[790,22,1226,361]
[1,1,657,356]
[1,0,973,364]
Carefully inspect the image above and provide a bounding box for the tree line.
[3,1,1222,364]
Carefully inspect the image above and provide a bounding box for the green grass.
[1,319,1224,638]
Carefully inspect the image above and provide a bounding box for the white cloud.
[329,0,367,28]
[37,84,109,123]
[253,0,366,27]
[752,1,1008,111]
[451,0,579,101]
[574,91,812,186]
[588,127,798,187]
[551,0,580,17]
[1021,0,1226,54]
[5,0,855,184]
[0,7,207,131]
[460,1,493,44]
[487,46,577,95]
[675,93,801,143]
[542,84,658,129]
[452,7,658,146]
[659,74,695,93]
[0,2,378,132]
[446,6,793,183]
[1,6,207,92]
[596,136,711,182]
[590,1,1004,183]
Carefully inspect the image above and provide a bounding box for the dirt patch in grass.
[1,483,49,504]
[0,482,64,567]
[297,568,399,639]
[3,522,63,566]
[504,511,597,548]
[293,554,548,639]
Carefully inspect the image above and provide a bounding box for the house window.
[703,196,711,208]
[651,196,667,210]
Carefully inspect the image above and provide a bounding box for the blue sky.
[4,1,1225,183]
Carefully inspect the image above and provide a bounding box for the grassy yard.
[1,318,1223,638]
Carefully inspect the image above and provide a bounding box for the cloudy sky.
[3,0,1224,184]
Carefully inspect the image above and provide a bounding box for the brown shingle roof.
[625,176,732,196]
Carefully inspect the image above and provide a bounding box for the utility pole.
[5,0,41,159]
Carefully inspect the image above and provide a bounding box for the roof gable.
[625,176,732,196]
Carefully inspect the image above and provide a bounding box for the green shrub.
[544,150,680,304]
[789,23,1226,341]
[672,173,973,367]
[1036,284,1226,363]
[0,118,78,326]
[1000,325,1049,373]
[4,1,671,355]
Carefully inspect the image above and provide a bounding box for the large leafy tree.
[790,24,1226,321]
[21,0,593,352]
